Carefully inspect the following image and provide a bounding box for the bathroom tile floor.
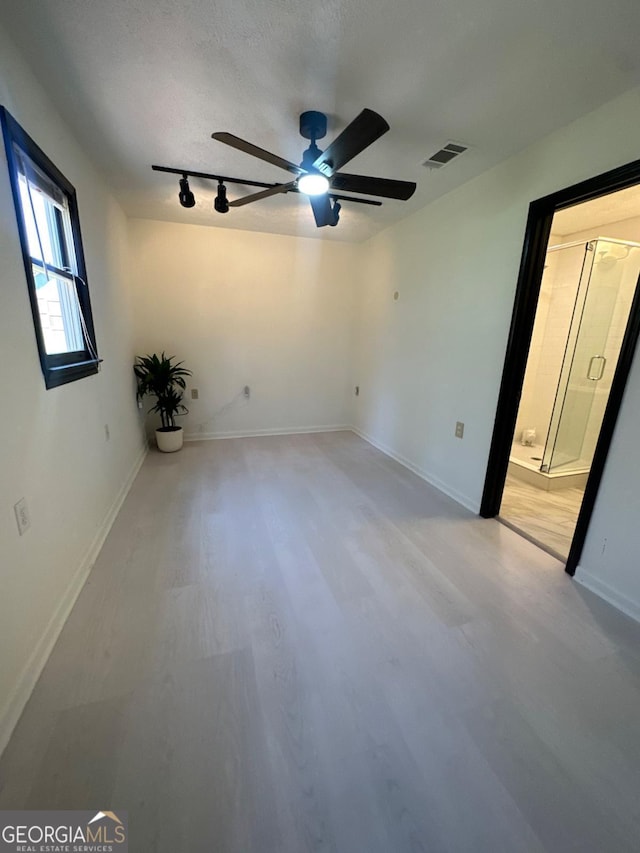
[499,474,585,559]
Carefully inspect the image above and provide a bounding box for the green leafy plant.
[134,352,192,430]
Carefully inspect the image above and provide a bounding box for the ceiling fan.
[211,109,417,227]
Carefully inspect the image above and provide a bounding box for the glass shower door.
[543,239,640,473]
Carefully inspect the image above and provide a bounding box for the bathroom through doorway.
[481,163,640,573]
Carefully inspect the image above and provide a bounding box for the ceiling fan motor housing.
[299,110,327,142]
[205,107,416,227]
[301,143,323,171]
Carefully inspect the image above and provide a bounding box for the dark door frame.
[480,157,640,576]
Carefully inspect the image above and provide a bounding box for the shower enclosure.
[512,237,640,485]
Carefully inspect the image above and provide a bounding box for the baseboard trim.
[0,442,148,758]
[574,566,640,624]
[185,424,351,441]
[350,426,479,513]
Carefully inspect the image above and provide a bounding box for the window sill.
[45,358,101,389]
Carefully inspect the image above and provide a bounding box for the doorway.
[481,160,640,574]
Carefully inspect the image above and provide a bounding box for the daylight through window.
[1,107,99,388]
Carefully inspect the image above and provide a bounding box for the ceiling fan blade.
[289,188,382,206]
[312,109,389,177]
[212,132,302,176]
[308,194,335,227]
[228,182,296,208]
[330,172,416,200]
[328,194,382,206]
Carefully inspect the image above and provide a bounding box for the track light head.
[329,200,341,226]
[214,181,229,213]
[178,175,195,208]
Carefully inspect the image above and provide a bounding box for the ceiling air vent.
[422,141,469,170]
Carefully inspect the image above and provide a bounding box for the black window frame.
[1,107,99,389]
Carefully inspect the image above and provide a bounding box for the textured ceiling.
[2,0,640,242]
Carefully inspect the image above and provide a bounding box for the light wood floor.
[500,473,585,559]
[1,432,639,852]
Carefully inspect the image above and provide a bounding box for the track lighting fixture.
[214,181,229,213]
[178,175,195,208]
[153,162,385,229]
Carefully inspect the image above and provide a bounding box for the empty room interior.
[1,2,640,851]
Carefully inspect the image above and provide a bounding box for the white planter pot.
[156,426,184,453]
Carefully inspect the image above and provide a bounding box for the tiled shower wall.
[514,214,640,458]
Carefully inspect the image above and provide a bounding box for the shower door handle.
[587,355,606,380]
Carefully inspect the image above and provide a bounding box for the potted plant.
[134,352,192,452]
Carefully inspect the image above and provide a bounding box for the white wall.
[558,214,640,246]
[576,346,640,621]
[515,244,581,447]
[351,166,530,510]
[0,24,146,751]
[351,86,640,614]
[129,218,358,438]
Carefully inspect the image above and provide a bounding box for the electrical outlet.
[243,385,250,398]
[14,497,31,536]
[191,388,199,400]
[455,421,464,439]
[104,424,110,441]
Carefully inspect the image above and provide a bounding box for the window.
[1,107,99,388]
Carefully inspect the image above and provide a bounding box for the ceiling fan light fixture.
[298,172,330,196]
[214,181,229,213]
[178,175,195,208]
[206,107,416,227]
